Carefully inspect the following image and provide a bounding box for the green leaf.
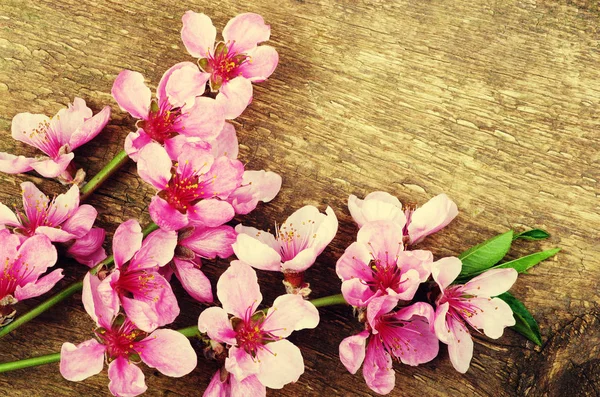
[513,229,550,241]
[495,248,560,273]
[498,292,542,346]
[458,230,513,277]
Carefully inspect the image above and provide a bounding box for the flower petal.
[180,96,225,140]
[230,374,266,397]
[61,204,97,237]
[232,232,281,271]
[431,256,462,293]
[462,268,518,297]
[137,329,197,377]
[181,11,216,59]
[111,70,151,120]
[356,220,404,264]
[157,62,209,109]
[108,356,147,397]
[197,306,236,344]
[340,278,375,308]
[281,247,318,272]
[464,297,515,339]
[66,227,107,267]
[60,339,105,382]
[14,268,63,300]
[335,241,373,281]
[189,199,235,227]
[129,228,177,269]
[48,97,91,144]
[0,202,20,227]
[262,294,319,338]
[363,338,395,395]
[83,272,118,328]
[44,183,80,226]
[121,296,161,333]
[31,153,74,178]
[13,234,57,283]
[149,196,190,232]
[209,122,238,159]
[112,219,143,268]
[240,45,278,82]
[181,224,236,259]
[408,193,458,244]
[339,330,369,374]
[137,142,172,190]
[11,113,51,152]
[256,339,304,389]
[446,317,473,374]
[124,129,153,162]
[173,259,214,302]
[0,152,36,174]
[215,77,253,119]
[217,260,262,318]
[225,346,260,382]
[223,13,271,54]
[69,105,111,150]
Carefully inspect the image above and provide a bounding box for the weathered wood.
[0,0,599,395]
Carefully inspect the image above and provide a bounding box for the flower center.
[234,308,282,357]
[139,100,182,144]
[0,256,36,300]
[199,42,249,90]
[95,317,147,360]
[159,171,204,213]
[365,256,403,293]
[116,268,160,301]
[276,219,317,261]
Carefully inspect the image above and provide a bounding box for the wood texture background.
[0,0,599,396]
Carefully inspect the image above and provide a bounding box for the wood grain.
[0,0,599,395]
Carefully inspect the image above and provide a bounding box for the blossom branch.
[79,149,130,201]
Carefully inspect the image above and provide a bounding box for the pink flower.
[348,192,458,244]
[61,273,197,397]
[91,219,179,332]
[227,170,282,215]
[161,223,237,303]
[137,142,243,231]
[0,229,62,325]
[0,182,106,267]
[198,261,319,390]
[112,63,225,161]
[204,370,265,397]
[232,205,338,273]
[0,97,110,182]
[339,296,438,395]
[431,257,517,373]
[181,12,279,119]
[336,221,432,307]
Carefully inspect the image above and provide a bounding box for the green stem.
[309,294,347,308]
[177,325,200,338]
[0,353,61,373]
[0,223,157,339]
[80,149,130,201]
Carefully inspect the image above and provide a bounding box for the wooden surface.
[0,0,599,396]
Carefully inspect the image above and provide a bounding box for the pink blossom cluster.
[337,192,518,394]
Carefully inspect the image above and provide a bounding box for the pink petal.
[189,199,235,227]
[129,228,177,269]
[230,374,266,397]
[60,339,105,381]
[31,153,74,178]
[397,249,433,282]
[48,97,91,145]
[391,303,439,365]
[66,227,107,267]
[108,356,147,397]
[225,346,260,381]
[235,224,279,251]
[446,317,473,374]
[13,234,57,283]
[177,143,214,174]
[111,70,151,120]
[363,338,395,395]
[431,256,462,293]
[463,297,515,339]
[232,232,281,271]
[281,247,318,272]
[128,273,180,331]
[336,242,380,281]
[11,112,51,150]
[348,192,403,228]
[256,339,304,389]
[356,220,404,264]
[149,196,190,231]
[204,371,227,397]
[61,204,97,237]
[217,260,262,318]
[181,225,236,259]
[223,13,271,54]
[157,62,209,109]
[366,295,399,331]
[69,105,111,150]
[0,229,19,259]
[341,278,375,308]
[83,272,118,328]
[262,294,319,338]
[0,202,20,227]
[433,302,453,344]
[207,157,245,200]
[124,129,153,162]
[14,268,63,300]
[163,134,193,160]
[121,296,160,333]
[137,142,172,190]
[393,268,422,301]
[181,11,216,59]
[112,219,143,268]
[240,45,278,82]
[408,193,458,244]
[35,226,76,242]
[180,96,225,140]
[462,268,518,297]
[311,206,338,255]
[229,170,282,215]
[45,183,80,225]
[339,331,370,374]
[137,329,197,377]
[209,122,238,159]
[215,77,253,119]
[197,306,236,344]
[0,152,36,174]
[21,181,48,223]
[173,259,214,302]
